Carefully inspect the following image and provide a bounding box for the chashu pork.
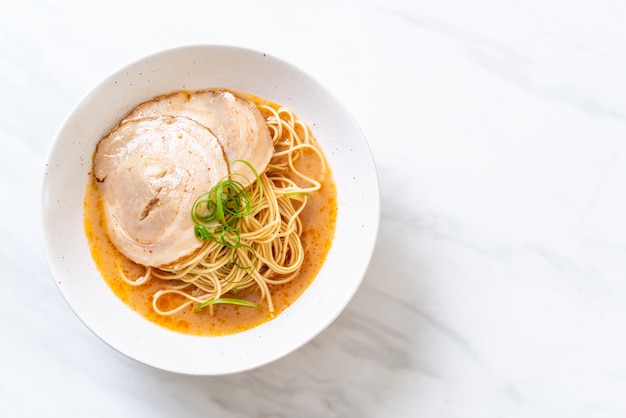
[93,115,229,267]
[123,89,273,184]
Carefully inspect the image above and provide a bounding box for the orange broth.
[84,96,337,336]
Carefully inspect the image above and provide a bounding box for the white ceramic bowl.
[41,45,379,375]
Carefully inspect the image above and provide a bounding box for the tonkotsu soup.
[84,88,336,336]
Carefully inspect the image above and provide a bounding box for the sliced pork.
[93,115,229,267]
[124,89,273,184]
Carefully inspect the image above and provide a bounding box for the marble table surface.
[2,0,626,416]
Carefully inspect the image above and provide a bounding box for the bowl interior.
[42,45,379,375]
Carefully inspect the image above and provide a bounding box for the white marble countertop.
[3,0,626,416]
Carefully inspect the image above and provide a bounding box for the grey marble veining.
[2,0,626,416]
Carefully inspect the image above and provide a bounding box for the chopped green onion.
[231,242,258,272]
[194,224,211,241]
[191,159,263,248]
[190,160,265,310]
[195,297,261,312]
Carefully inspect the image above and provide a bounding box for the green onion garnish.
[191,160,262,248]
[195,297,261,312]
[190,160,265,303]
